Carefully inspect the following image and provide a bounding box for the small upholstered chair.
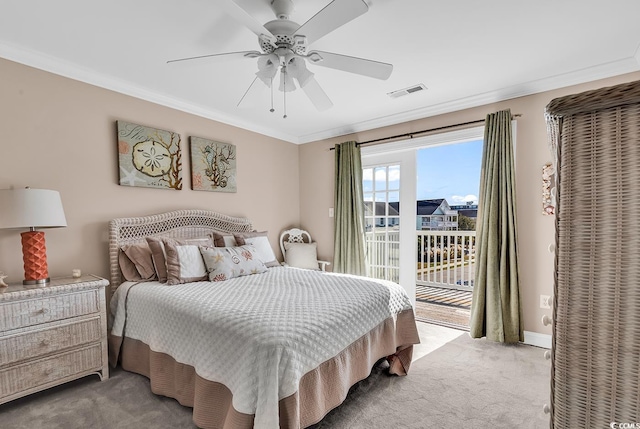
[279,228,330,271]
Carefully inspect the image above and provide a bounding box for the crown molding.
[0,41,299,144]
[2,39,638,146]
[297,56,640,144]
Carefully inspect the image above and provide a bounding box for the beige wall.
[0,58,300,283]
[3,55,639,337]
[299,71,640,336]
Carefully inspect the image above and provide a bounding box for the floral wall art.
[190,136,237,193]
[117,120,182,190]
[542,161,556,215]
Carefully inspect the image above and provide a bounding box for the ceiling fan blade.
[307,50,393,80]
[167,51,262,65]
[237,76,268,108]
[301,77,333,111]
[293,0,368,45]
[219,0,277,47]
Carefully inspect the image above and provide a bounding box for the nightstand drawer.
[0,316,103,366]
[0,290,99,331]
[0,343,103,400]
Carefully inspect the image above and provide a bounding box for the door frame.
[361,125,487,307]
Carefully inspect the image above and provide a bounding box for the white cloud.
[362,166,400,184]
[450,194,478,204]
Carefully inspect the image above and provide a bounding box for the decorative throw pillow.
[210,232,238,247]
[162,237,213,285]
[200,245,267,281]
[121,242,156,280]
[233,231,280,267]
[146,237,168,282]
[118,250,143,281]
[284,242,320,270]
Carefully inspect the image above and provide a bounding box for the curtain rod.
[329,113,522,150]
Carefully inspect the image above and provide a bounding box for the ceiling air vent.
[387,84,427,99]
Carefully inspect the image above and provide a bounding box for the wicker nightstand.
[0,275,109,404]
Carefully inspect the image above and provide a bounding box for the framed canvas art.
[190,136,237,193]
[117,120,182,190]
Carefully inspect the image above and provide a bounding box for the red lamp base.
[21,230,50,285]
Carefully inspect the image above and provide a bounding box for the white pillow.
[284,242,320,270]
[234,232,280,267]
[162,237,211,285]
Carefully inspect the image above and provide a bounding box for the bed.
[107,210,420,429]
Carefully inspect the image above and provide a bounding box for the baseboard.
[523,331,552,349]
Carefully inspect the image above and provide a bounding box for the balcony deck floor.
[415,285,472,331]
[415,285,472,309]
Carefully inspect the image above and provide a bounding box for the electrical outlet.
[540,295,551,309]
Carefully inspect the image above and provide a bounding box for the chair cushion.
[284,242,320,270]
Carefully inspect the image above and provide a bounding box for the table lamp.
[0,188,67,285]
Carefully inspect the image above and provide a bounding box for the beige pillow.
[210,232,238,247]
[121,242,156,280]
[118,250,142,281]
[284,242,320,270]
[146,237,168,282]
[234,231,280,268]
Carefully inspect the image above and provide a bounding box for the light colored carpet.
[0,323,550,428]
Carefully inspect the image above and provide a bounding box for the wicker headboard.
[108,209,253,291]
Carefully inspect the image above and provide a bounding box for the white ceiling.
[1,0,639,144]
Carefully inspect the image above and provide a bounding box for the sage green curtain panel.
[333,141,367,276]
[470,109,523,343]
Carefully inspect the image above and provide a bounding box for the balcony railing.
[417,230,476,291]
[364,229,476,291]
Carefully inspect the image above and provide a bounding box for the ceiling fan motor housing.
[271,0,294,19]
[261,19,306,55]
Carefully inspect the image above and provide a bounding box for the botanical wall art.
[542,161,556,215]
[117,120,182,190]
[190,136,237,193]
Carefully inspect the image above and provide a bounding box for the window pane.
[388,165,400,190]
[363,168,373,192]
[374,167,386,189]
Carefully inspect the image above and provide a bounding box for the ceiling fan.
[168,0,393,116]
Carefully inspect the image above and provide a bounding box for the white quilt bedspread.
[111,266,413,428]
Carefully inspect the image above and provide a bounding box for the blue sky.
[416,139,482,205]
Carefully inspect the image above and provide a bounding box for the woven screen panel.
[553,104,640,427]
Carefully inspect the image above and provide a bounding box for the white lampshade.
[0,188,67,229]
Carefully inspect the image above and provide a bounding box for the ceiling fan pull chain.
[270,77,275,113]
[283,67,288,119]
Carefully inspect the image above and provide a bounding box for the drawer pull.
[43,367,55,376]
[41,339,51,346]
[35,308,50,315]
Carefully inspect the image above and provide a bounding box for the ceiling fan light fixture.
[256,54,279,87]
[286,55,314,88]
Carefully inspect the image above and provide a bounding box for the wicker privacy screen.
[545,80,640,428]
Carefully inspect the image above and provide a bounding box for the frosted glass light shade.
[0,188,67,229]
